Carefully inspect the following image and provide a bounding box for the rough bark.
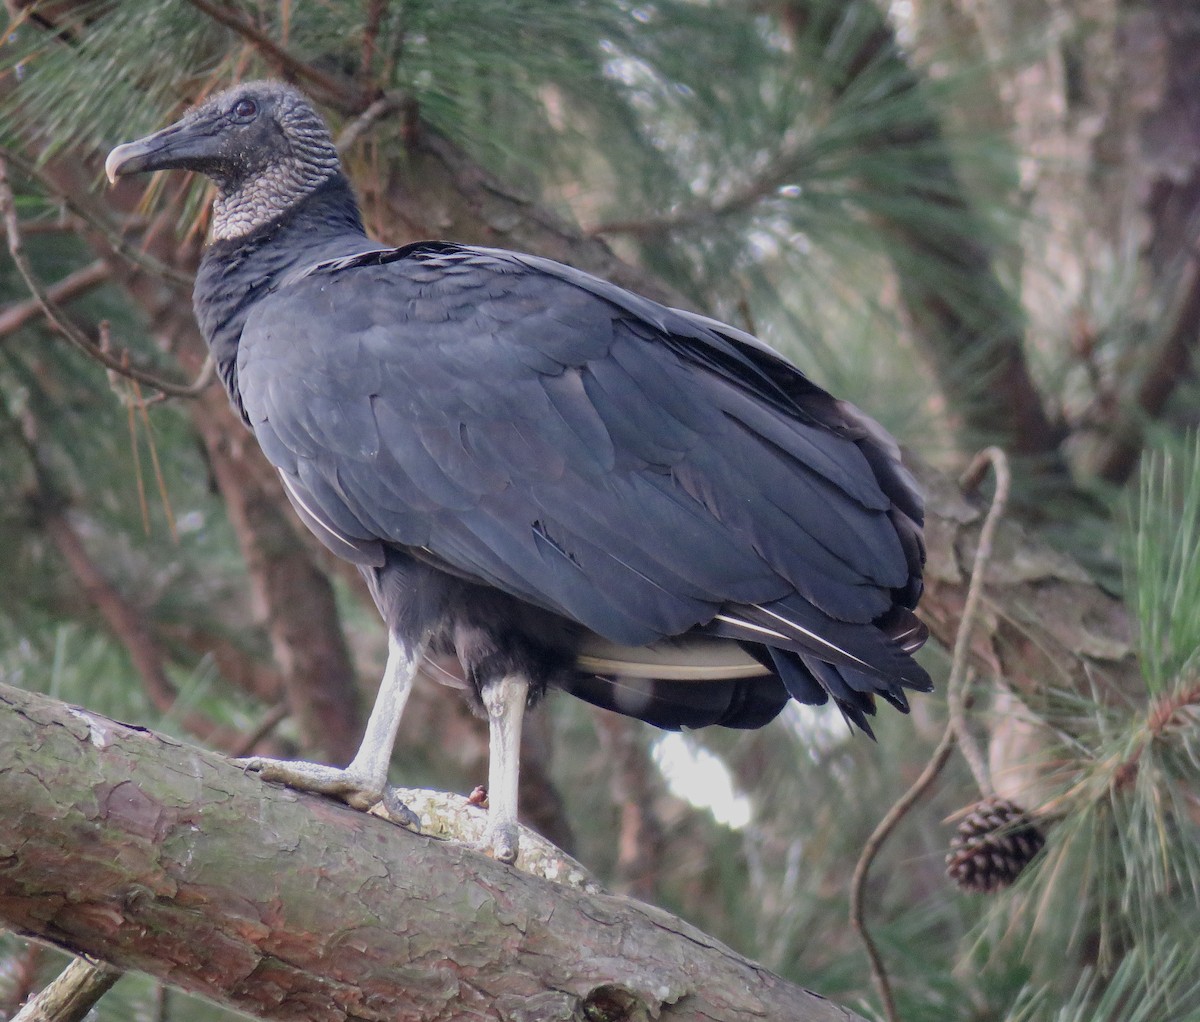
[0,683,861,1022]
[1085,0,1200,484]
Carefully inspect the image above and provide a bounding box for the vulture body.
[107,81,931,861]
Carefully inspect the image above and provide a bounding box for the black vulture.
[107,81,931,863]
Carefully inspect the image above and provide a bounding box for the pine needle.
[124,372,150,537]
[131,378,178,544]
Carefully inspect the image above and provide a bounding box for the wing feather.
[237,242,927,701]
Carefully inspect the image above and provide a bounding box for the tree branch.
[0,683,862,1022]
[1091,258,1200,484]
[593,712,667,900]
[376,123,696,309]
[851,448,1010,1022]
[11,957,122,1022]
[0,260,110,338]
[184,0,369,112]
[588,154,796,239]
[0,157,210,398]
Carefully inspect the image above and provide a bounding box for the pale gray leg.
[240,635,422,810]
[480,674,529,864]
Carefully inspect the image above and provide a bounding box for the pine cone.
[946,797,1045,893]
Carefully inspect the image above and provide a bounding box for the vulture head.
[105,81,340,239]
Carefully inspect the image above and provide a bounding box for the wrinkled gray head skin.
[106,81,340,241]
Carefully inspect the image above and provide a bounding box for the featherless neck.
[212,141,340,241]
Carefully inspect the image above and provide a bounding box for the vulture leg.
[480,673,529,864]
[239,635,423,810]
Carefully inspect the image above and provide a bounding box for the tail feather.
[553,594,930,738]
[708,599,931,691]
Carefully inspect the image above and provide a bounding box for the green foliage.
[1008,942,1200,1022]
[942,436,1200,1017]
[1127,433,1200,693]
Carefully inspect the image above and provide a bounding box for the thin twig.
[849,446,1011,1022]
[12,956,122,1022]
[185,0,366,112]
[589,179,789,238]
[1112,677,1200,791]
[852,721,958,1022]
[0,155,212,398]
[950,447,1011,798]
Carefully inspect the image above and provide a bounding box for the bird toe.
[483,819,520,864]
[235,756,385,810]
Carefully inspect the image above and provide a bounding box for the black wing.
[237,243,928,705]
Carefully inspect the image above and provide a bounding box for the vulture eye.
[231,98,258,122]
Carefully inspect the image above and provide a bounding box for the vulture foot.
[237,756,386,811]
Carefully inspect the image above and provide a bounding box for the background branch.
[184,0,368,112]
[0,259,110,339]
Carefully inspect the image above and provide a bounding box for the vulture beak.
[105,116,216,184]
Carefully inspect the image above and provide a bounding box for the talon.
[484,820,519,864]
[382,787,421,830]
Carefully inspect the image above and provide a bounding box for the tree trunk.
[0,683,860,1022]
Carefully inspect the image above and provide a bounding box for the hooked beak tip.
[104,146,128,186]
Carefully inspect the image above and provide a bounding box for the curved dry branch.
[0,683,862,1022]
[850,448,1011,1022]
